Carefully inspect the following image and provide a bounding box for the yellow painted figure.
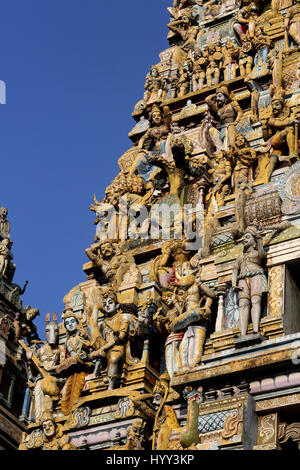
[232,226,267,337]
[285,0,300,46]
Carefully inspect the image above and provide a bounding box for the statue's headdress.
[271,88,285,103]
[149,104,162,120]
[216,85,230,99]
[62,307,82,321]
[39,410,55,425]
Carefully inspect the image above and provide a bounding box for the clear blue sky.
[0,0,169,338]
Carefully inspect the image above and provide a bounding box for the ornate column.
[267,265,285,317]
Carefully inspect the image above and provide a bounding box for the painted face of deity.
[64,316,78,333]
[152,110,163,126]
[43,419,56,438]
[103,296,118,315]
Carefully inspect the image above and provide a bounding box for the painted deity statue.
[0,207,10,238]
[192,49,208,91]
[285,0,300,47]
[177,59,194,97]
[232,134,257,191]
[153,288,184,377]
[25,313,65,421]
[0,238,11,276]
[221,38,239,81]
[205,86,243,152]
[238,34,254,77]
[151,241,215,368]
[143,66,163,105]
[129,105,172,185]
[232,225,267,337]
[56,309,92,416]
[85,240,140,291]
[170,266,216,369]
[90,288,147,389]
[206,150,232,209]
[250,26,273,78]
[261,87,300,161]
[152,372,179,450]
[205,44,222,87]
[19,410,76,451]
[167,12,199,65]
[234,0,260,39]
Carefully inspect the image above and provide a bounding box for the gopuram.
[0,207,34,449]
[17,0,300,451]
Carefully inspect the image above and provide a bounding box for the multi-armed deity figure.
[232,225,267,337]
[151,240,215,369]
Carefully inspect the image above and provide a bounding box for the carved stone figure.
[151,241,215,368]
[261,87,300,160]
[14,306,40,345]
[0,207,10,238]
[19,410,76,450]
[167,12,199,65]
[56,309,92,415]
[238,34,254,77]
[0,238,11,276]
[205,86,243,152]
[143,66,163,104]
[130,105,172,185]
[90,288,146,389]
[152,372,179,450]
[250,26,272,78]
[234,0,260,39]
[206,55,220,87]
[24,313,65,421]
[170,267,216,369]
[129,115,150,136]
[285,0,300,47]
[192,49,207,91]
[177,59,193,97]
[85,240,139,291]
[206,150,232,209]
[232,225,267,337]
[222,38,239,81]
[232,134,257,191]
